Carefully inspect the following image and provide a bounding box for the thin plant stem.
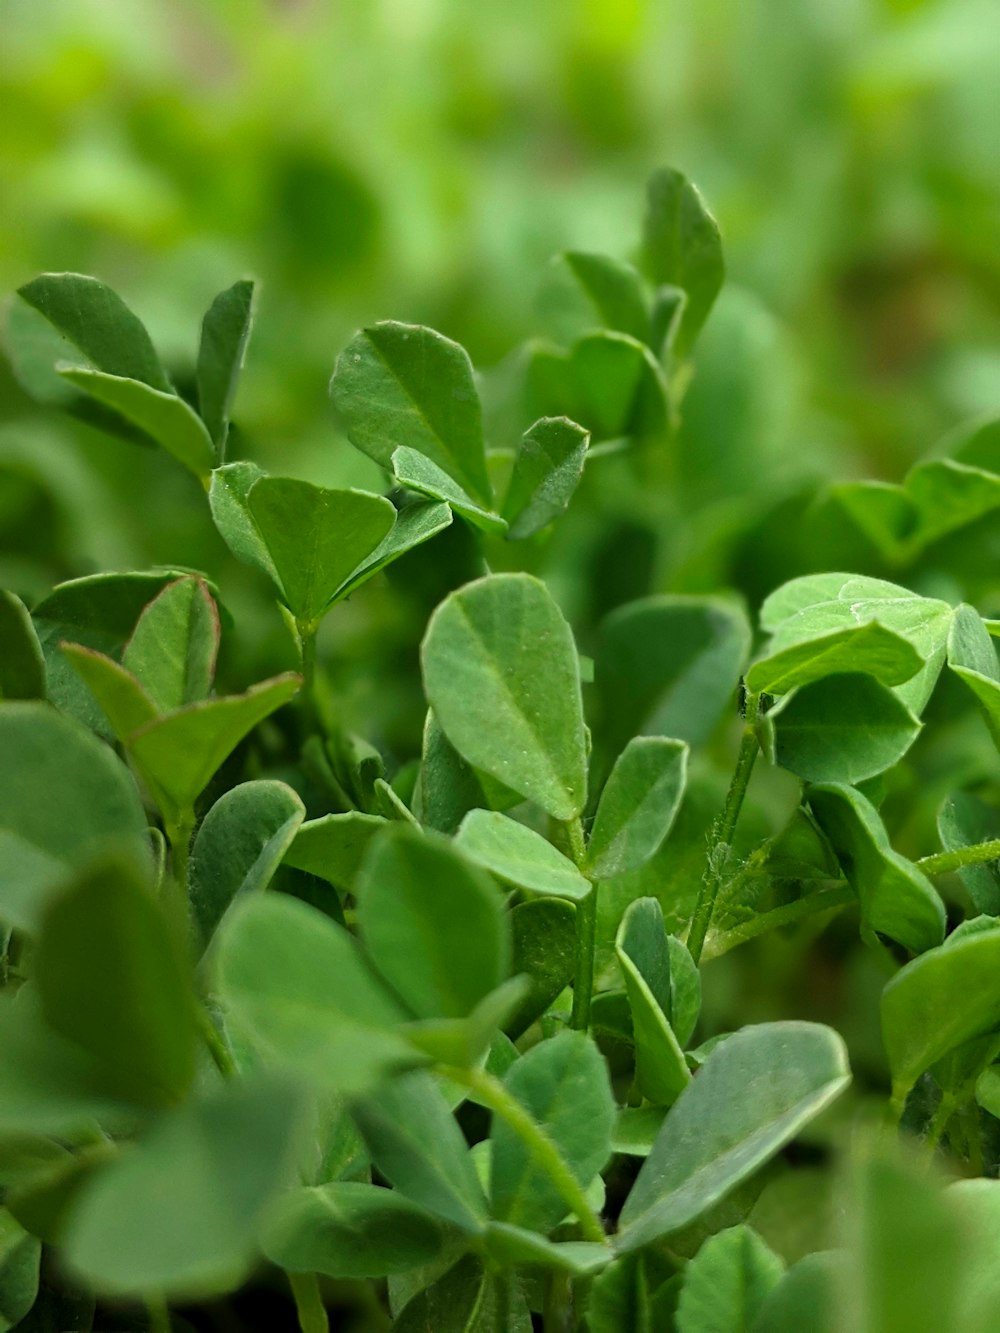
[288,1271,328,1333]
[543,1271,575,1333]
[296,618,320,728]
[686,692,762,964]
[916,839,1000,878]
[440,1064,607,1244]
[924,1093,956,1156]
[146,1299,171,1333]
[196,1005,237,1079]
[166,810,195,904]
[702,885,855,960]
[558,816,598,1032]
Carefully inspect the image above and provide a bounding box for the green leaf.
[331,321,492,506]
[504,897,577,1039]
[261,1181,445,1279]
[641,168,724,357]
[881,926,1000,1101]
[352,1072,488,1231]
[334,499,453,600]
[57,367,215,481]
[454,809,591,900]
[759,573,952,715]
[808,784,945,953]
[948,603,1000,747]
[0,702,148,933]
[208,462,279,581]
[392,447,506,535]
[947,1179,1000,1332]
[616,1023,850,1253]
[246,478,396,623]
[502,417,589,540]
[404,977,529,1068]
[490,1030,614,1234]
[421,573,588,821]
[906,457,1000,546]
[562,251,651,341]
[356,825,508,1020]
[568,331,669,440]
[60,644,159,738]
[765,674,922,785]
[284,811,389,892]
[121,576,220,711]
[745,623,924,697]
[0,1210,40,1333]
[213,893,417,1096]
[0,592,45,700]
[417,711,517,835]
[611,1107,667,1158]
[63,1081,301,1298]
[616,898,691,1106]
[126,672,301,824]
[196,279,255,451]
[483,1223,611,1275]
[596,595,751,754]
[34,859,197,1107]
[677,1225,783,1333]
[17,273,170,390]
[749,1252,844,1333]
[393,1254,531,1332]
[189,780,305,953]
[937,792,1000,915]
[587,738,688,879]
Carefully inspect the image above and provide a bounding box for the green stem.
[146,1299,171,1333]
[558,817,597,1032]
[296,619,320,727]
[196,1005,237,1079]
[702,885,855,961]
[441,1064,606,1244]
[167,810,195,903]
[543,1271,575,1333]
[916,839,1000,878]
[925,1093,956,1155]
[288,1271,328,1333]
[686,692,762,964]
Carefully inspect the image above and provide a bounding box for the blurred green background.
[1,0,997,667]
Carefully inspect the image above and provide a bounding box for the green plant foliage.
[0,593,44,701]
[454,809,591,899]
[196,280,255,452]
[615,899,691,1105]
[586,737,688,879]
[641,168,724,357]
[937,792,1000,916]
[675,1225,783,1333]
[504,897,578,1039]
[502,416,589,539]
[0,1210,40,1333]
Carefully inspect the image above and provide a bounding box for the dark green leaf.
[331,321,492,506]
[568,331,669,440]
[587,737,688,879]
[392,447,506,534]
[937,792,1000,915]
[0,702,148,933]
[616,1023,850,1253]
[208,462,278,581]
[60,644,158,738]
[641,168,724,357]
[483,1223,611,1275]
[677,1225,783,1333]
[948,603,1000,747]
[196,279,255,451]
[502,416,589,540]
[504,897,577,1039]
[121,576,219,711]
[422,573,588,821]
[454,809,591,900]
[745,623,924,697]
[357,825,508,1020]
[189,780,305,953]
[562,251,650,341]
[616,898,690,1106]
[0,1210,40,1333]
[0,592,45,700]
[749,1252,844,1333]
[335,500,453,600]
[417,711,518,835]
[491,1032,614,1233]
[808,784,945,953]
[393,1254,531,1332]
[284,811,389,892]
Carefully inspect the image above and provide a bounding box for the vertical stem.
[167,810,195,905]
[558,817,597,1032]
[686,692,761,964]
[288,1272,328,1333]
[296,619,320,733]
[146,1299,171,1333]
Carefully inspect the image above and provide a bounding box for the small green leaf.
[247,478,396,623]
[504,897,578,1039]
[483,1222,611,1275]
[392,1254,531,1332]
[0,702,148,933]
[126,673,301,824]
[417,711,518,835]
[490,1030,614,1234]
[808,784,945,953]
[611,1107,667,1158]
[34,859,197,1107]
[587,738,688,879]
[196,279,255,451]
[352,1072,488,1231]
[562,251,650,341]
[906,458,1000,546]
[121,576,220,711]
[334,499,453,600]
[616,1023,850,1253]
[357,825,508,1020]
[17,273,170,390]
[677,1225,783,1333]
[748,1252,843,1333]
[208,462,278,582]
[63,1081,301,1298]
[392,447,506,534]
[641,168,724,357]
[937,792,1000,915]
[948,603,1000,747]
[422,573,588,821]
[0,1209,40,1333]
[882,926,1000,1101]
[0,592,45,700]
[60,644,159,737]
[616,899,691,1106]
[57,368,215,481]
[284,811,389,893]
[596,596,751,754]
[745,623,924,697]
[405,977,529,1068]
[569,331,669,440]
[502,417,589,540]
[189,780,305,953]
[765,674,922,785]
[331,321,492,506]
[261,1181,445,1279]
[213,893,416,1096]
[454,809,591,900]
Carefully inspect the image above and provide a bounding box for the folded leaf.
[196,279,255,451]
[454,809,591,900]
[587,737,688,879]
[502,416,589,540]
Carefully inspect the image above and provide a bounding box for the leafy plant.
[1,166,1000,1332]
